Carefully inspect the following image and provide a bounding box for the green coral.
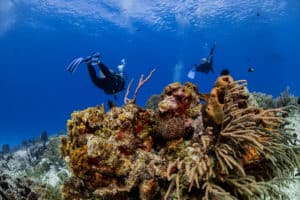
[40,184,63,200]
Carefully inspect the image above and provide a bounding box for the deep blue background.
[0,0,300,147]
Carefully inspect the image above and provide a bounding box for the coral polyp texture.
[60,74,300,200]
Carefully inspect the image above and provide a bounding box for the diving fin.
[67,57,85,73]
[187,69,196,79]
[67,53,100,74]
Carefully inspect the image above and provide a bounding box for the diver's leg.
[87,63,102,86]
[210,63,214,72]
[87,63,106,89]
[208,42,216,70]
[208,43,216,73]
[209,43,216,56]
[97,62,113,78]
[208,56,214,73]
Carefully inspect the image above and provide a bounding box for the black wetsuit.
[195,44,215,74]
[87,62,125,95]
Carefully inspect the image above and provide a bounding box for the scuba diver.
[67,52,126,96]
[187,42,216,79]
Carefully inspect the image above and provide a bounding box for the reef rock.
[61,104,164,199]
[61,75,300,200]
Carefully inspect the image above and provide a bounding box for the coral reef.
[0,135,68,200]
[155,82,202,141]
[250,86,299,109]
[274,87,299,108]
[60,103,165,199]
[0,173,40,200]
[61,73,300,200]
[249,92,275,109]
[282,106,300,199]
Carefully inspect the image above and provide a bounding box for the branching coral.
[218,80,299,178]
[165,143,215,199]
[163,76,300,200]
[210,79,299,199]
[124,69,156,104]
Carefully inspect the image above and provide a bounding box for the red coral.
[115,130,126,140]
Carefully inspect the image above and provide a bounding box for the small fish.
[256,12,260,17]
[248,67,255,72]
[298,97,300,105]
[220,69,230,76]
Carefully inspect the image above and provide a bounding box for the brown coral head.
[211,87,224,105]
[184,82,200,94]
[162,82,187,102]
[214,75,234,88]
[205,87,225,125]
[163,82,182,96]
[155,117,185,140]
[158,96,178,113]
[159,82,200,114]
[172,83,195,103]
[204,75,235,125]
[205,102,224,125]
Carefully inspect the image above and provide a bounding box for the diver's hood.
[201,58,207,64]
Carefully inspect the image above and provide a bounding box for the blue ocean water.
[0,0,299,147]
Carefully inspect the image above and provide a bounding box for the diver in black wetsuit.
[194,42,216,74]
[187,42,216,79]
[67,52,126,95]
